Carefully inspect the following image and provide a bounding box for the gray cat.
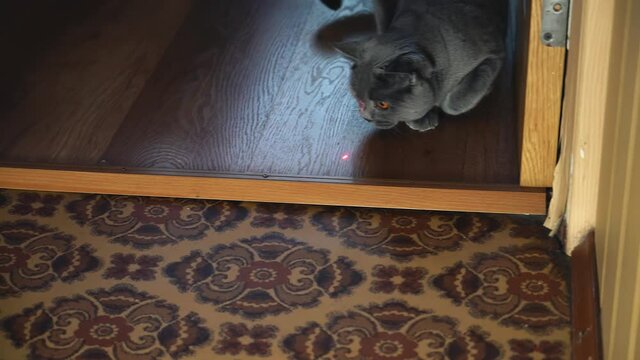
[332,0,506,131]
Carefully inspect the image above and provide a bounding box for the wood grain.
[0,0,530,210]
[0,167,547,214]
[512,0,528,162]
[0,0,191,164]
[100,0,313,171]
[97,0,519,185]
[248,1,518,184]
[519,0,566,187]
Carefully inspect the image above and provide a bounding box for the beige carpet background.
[0,189,570,359]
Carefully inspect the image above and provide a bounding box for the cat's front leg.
[406,110,439,132]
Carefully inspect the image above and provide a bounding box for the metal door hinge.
[541,0,570,47]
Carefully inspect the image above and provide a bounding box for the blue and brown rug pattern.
[0,189,570,359]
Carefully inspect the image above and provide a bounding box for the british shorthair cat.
[324,0,506,131]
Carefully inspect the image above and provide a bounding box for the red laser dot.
[341,154,350,161]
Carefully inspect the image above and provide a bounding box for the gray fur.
[334,0,506,131]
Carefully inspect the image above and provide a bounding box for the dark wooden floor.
[0,0,519,185]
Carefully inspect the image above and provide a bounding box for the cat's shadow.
[313,12,376,55]
[350,124,441,181]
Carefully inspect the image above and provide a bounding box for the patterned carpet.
[0,189,570,359]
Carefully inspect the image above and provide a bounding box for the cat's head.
[335,36,435,129]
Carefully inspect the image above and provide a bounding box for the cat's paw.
[407,112,439,132]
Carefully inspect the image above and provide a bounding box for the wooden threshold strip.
[0,167,546,214]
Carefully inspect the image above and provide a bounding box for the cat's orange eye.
[375,101,391,110]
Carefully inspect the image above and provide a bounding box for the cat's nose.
[357,100,366,113]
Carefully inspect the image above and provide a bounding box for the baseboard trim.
[571,231,603,359]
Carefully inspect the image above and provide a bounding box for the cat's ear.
[376,71,417,88]
[441,57,502,115]
[373,0,397,33]
[334,39,365,61]
[383,51,434,79]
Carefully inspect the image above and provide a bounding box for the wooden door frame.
[519,0,566,188]
[545,0,636,253]
[556,0,639,358]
